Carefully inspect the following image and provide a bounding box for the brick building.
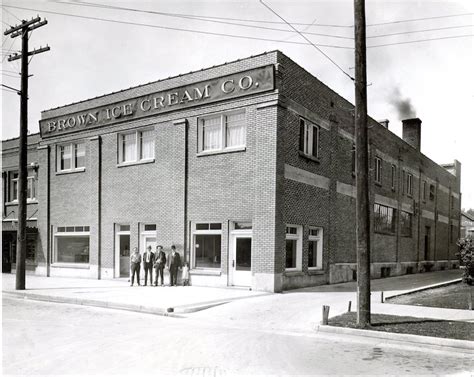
[2,134,41,273]
[2,51,461,292]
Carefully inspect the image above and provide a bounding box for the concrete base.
[329,260,460,284]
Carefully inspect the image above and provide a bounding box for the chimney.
[378,119,389,129]
[402,118,422,151]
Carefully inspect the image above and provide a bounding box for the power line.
[0,69,20,74]
[367,24,474,39]
[48,2,474,29]
[2,72,20,79]
[52,0,354,40]
[1,4,353,49]
[368,34,474,48]
[259,0,354,81]
[2,6,23,22]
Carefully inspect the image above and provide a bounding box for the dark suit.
[153,251,166,286]
[167,251,181,286]
[143,251,155,286]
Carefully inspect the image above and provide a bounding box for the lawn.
[387,283,473,310]
[328,312,474,341]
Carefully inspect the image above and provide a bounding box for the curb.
[2,291,221,317]
[384,278,462,300]
[317,324,474,352]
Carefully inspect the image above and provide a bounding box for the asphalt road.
[2,297,472,376]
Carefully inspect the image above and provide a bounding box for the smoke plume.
[390,87,416,119]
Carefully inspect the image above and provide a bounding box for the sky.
[1,0,473,208]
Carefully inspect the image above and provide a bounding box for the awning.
[2,220,38,232]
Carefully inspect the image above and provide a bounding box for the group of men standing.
[130,245,182,286]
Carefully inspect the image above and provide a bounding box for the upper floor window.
[57,142,85,172]
[285,224,302,271]
[374,157,382,184]
[8,171,36,202]
[198,111,246,153]
[351,143,356,175]
[423,181,427,202]
[119,128,155,164]
[374,203,396,234]
[429,184,435,201]
[391,164,396,191]
[299,118,319,159]
[406,172,413,197]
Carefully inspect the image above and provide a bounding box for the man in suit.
[130,247,141,286]
[153,245,166,286]
[167,245,181,286]
[143,245,155,286]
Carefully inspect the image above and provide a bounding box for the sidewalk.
[2,273,269,314]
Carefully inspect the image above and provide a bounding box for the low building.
[461,211,474,238]
[1,51,462,291]
[1,134,41,272]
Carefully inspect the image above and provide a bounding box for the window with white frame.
[308,227,323,269]
[198,111,246,153]
[57,142,85,172]
[285,225,302,270]
[299,118,319,159]
[8,171,36,201]
[54,226,90,264]
[375,157,382,184]
[118,128,155,163]
[192,223,222,269]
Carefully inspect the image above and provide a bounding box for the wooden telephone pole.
[354,0,371,327]
[4,16,50,290]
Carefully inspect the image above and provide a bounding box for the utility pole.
[354,0,371,327]
[4,16,50,290]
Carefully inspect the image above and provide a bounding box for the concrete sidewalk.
[2,274,269,314]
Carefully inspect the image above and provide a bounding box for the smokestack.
[402,118,422,151]
[378,119,389,129]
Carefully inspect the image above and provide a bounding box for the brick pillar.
[37,145,50,276]
[171,118,187,260]
[89,136,101,279]
[253,101,284,293]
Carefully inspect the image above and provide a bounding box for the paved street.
[3,296,472,376]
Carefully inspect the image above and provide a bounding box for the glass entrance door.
[230,235,252,287]
[119,234,130,277]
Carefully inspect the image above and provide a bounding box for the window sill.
[308,268,324,275]
[190,269,221,276]
[197,146,246,157]
[117,159,155,168]
[284,270,304,277]
[56,167,86,176]
[375,181,382,187]
[51,263,90,269]
[298,151,320,163]
[374,231,396,236]
[5,200,38,205]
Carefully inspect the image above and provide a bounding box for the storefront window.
[192,223,222,269]
[285,225,302,271]
[54,226,90,264]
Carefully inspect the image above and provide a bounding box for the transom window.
[198,111,246,153]
[391,164,396,191]
[374,203,396,234]
[57,142,85,172]
[308,227,323,270]
[299,118,320,159]
[375,157,382,184]
[118,128,155,163]
[192,223,222,269]
[285,224,302,271]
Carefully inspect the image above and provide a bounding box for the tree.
[457,238,473,285]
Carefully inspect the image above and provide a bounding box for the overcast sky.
[2,0,473,208]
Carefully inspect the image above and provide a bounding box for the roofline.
[41,50,280,114]
[462,211,474,222]
[1,132,41,143]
